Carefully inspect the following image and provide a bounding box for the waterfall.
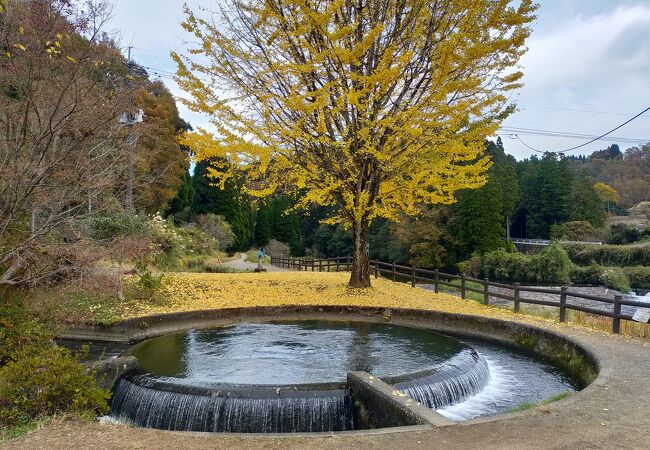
[394,348,491,409]
[110,377,354,433]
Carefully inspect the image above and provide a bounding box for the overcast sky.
[111,0,650,160]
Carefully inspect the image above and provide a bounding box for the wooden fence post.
[319,259,323,272]
[392,261,396,282]
[374,260,379,278]
[483,278,489,305]
[613,295,622,334]
[336,256,340,272]
[513,282,520,313]
[559,286,567,323]
[434,269,439,293]
[411,265,416,287]
[460,274,466,299]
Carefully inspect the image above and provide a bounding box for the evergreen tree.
[489,139,519,240]
[524,153,573,238]
[192,159,255,250]
[167,169,194,222]
[269,196,301,254]
[254,201,272,246]
[569,174,607,228]
[453,177,505,259]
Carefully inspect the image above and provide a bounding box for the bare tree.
[0,0,129,285]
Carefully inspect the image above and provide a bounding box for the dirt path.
[6,316,650,450]
[220,252,287,272]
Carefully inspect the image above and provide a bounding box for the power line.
[500,126,650,145]
[505,105,650,154]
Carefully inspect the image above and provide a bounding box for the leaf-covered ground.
[118,272,558,329]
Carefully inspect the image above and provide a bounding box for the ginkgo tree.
[174,0,537,287]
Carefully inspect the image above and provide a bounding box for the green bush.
[570,264,632,292]
[176,226,219,256]
[0,346,110,427]
[625,266,650,290]
[536,243,572,284]
[86,213,146,240]
[600,267,630,293]
[563,243,650,267]
[148,214,219,270]
[457,255,482,278]
[569,264,604,285]
[459,243,572,284]
[0,302,52,365]
[0,303,110,428]
[606,223,642,245]
[550,221,597,241]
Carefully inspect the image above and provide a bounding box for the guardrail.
[507,238,603,246]
[270,255,645,334]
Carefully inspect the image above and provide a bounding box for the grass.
[509,391,572,412]
[0,418,48,442]
[245,250,271,264]
[572,311,650,339]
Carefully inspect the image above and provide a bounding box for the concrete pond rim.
[67,305,604,436]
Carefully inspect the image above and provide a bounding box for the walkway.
[220,253,287,272]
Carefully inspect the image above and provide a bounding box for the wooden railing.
[270,255,646,334]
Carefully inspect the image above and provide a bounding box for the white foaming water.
[437,356,517,421]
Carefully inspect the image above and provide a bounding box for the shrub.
[562,243,650,267]
[0,346,110,427]
[147,214,219,269]
[536,243,572,284]
[196,214,236,250]
[625,266,650,290]
[133,260,164,299]
[606,223,642,244]
[569,264,604,285]
[599,267,630,293]
[175,226,219,256]
[0,302,52,365]
[85,213,147,240]
[550,221,597,242]
[459,243,571,284]
[266,239,291,258]
[457,255,482,278]
[0,303,110,427]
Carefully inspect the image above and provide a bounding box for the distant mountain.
[569,143,650,207]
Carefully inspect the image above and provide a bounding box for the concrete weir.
[71,305,600,435]
[347,371,453,428]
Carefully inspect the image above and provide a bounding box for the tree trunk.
[349,219,371,288]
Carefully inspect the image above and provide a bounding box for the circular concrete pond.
[98,310,592,434]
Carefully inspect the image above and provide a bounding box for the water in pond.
[131,321,470,385]
[109,320,578,433]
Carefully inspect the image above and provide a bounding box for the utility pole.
[121,46,144,213]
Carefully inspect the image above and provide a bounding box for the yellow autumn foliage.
[118,272,586,338]
[173,0,537,229]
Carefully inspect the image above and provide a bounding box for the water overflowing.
[110,377,354,432]
[437,341,579,420]
[395,348,491,409]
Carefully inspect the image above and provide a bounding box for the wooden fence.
[270,255,648,334]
